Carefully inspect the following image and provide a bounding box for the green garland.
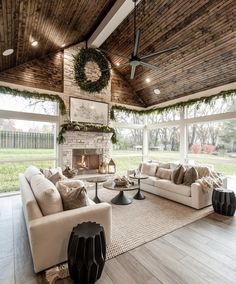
[110,89,236,120]
[74,48,110,93]
[57,121,117,144]
[0,85,66,115]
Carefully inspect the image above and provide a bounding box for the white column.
[143,115,149,162]
[179,108,188,163]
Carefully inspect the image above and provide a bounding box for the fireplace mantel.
[61,131,112,170]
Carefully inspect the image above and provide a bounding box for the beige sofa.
[137,162,223,209]
[19,169,112,273]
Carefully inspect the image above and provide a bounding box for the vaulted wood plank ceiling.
[0,0,116,72]
[0,0,236,107]
[102,0,236,106]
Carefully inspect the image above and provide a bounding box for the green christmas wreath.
[74,48,110,93]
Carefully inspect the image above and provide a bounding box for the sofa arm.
[191,183,212,209]
[28,203,112,272]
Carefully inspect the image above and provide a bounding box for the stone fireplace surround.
[61,131,112,174]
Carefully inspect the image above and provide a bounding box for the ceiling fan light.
[3,49,14,56]
[154,88,160,95]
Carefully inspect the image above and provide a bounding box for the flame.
[77,155,88,169]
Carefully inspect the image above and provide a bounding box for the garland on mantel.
[0,86,66,115]
[110,89,236,120]
[57,121,117,144]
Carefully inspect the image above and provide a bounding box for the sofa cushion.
[155,179,191,197]
[25,166,43,183]
[172,165,186,184]
[56,180,89,210]
[156,168,172,180]
[183,167,198,186]
[158,162,170,169]
[141,162,158,176]
[30,175,63,216]
[141,176,159,186]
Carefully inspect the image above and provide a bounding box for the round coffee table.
[86,177,107,203]
[103,181,138,205]
[129,174,148,200]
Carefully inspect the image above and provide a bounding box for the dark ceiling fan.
[99,0,179,79]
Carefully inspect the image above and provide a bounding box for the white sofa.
[19,171,112,273]
[136,162,224,209]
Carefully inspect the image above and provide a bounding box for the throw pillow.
[41,167,64,179]
[30,175,63,216]
[172,165,186,184]
[56,180,88,210]
[183,167,199,186]
[141,163,158,176]
[158,162,170,169]
[156,168,173,180]
[48,172,63,185]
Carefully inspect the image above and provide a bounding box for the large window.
[0,94,59,193]
[187,120,236,175]
[112,95,236,184]
[149,127,180,162]
[112,128,143,175]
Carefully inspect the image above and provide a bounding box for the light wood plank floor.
[1,195,236,284]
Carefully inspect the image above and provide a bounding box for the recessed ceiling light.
[3,49,14,56]
[154,88,160,95]
[145,78,151,83]
[116,62,120,67]
[31,41,38,47]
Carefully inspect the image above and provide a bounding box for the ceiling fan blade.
[130,65,136,79]
[98,48,129,60]
[140,45,179,61]
[133,29,141,57]
[140,61,160,71]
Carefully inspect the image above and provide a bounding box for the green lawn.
[0,148,235,193]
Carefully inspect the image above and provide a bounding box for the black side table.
[68,222,106,284]
[212,188,236,216]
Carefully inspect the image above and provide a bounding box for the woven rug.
[45,187,213,283]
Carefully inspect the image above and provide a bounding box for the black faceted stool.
[68,222,106,284]
[212,188,236,216]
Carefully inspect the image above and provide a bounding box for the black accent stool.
[68,222,106,284]
[111,191,132,205]
[212,188,236,216]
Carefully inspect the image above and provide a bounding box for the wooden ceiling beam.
[88,0,141,47]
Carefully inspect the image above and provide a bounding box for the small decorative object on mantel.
[74,47,110,93]
[108,159,116,174]
[62,166,77,179]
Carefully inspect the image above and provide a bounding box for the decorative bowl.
[114,178,128,187]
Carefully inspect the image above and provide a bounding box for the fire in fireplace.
[72,149,102,174]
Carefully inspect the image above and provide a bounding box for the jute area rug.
[45,187,212,283]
